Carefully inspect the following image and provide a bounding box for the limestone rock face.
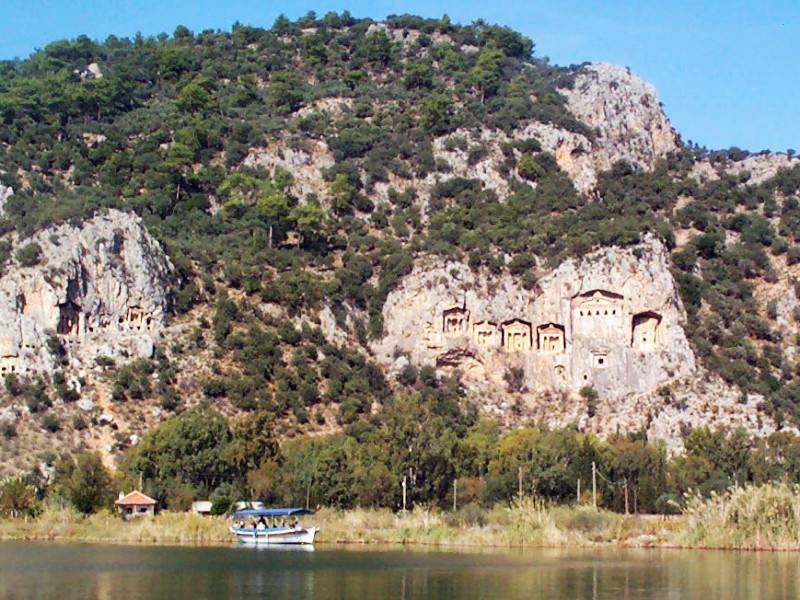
[0,182,12,216]
[425,63,682,196]
[690,153,800,186]
[374,236,695,404]
[512,123,598,193]
[561,64,679,170]
[244,139,335,201]
[511,65,678,193]
[0,209,173,375]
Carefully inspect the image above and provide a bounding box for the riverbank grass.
[0,507,231,544]
[8,485,798,550]
[678,482,800,550]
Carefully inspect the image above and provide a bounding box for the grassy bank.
[0,508,232,545]
[3,485,800,550]
[314,498,679,547]
[0,498,677,548]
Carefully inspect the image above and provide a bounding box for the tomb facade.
[120,305,151,332]
[574,289,623,318]
[473,321,498,348]
[537,323,565,353]
[572,289,625,340]
[443,307,469,336]
[592,350,610,369]
[57,301,83,336]
[0,357,18,374]
[502,319,532,352]
[632,311,662,350]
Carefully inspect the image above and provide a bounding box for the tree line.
[5,387,800,517]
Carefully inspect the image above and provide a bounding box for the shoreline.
[2,498,799,552]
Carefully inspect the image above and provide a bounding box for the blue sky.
[0,1,797,153]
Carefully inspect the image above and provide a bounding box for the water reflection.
[237,543,315,553]
[1,542,800,599]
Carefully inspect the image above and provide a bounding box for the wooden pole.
[453,479,458,512]
[623,479,629,515]
[518,466,523,498]
[402,476,407,512]
[592,462,597,510]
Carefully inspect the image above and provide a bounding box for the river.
[1,541,799,599]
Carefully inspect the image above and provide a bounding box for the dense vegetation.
[7,400,800,517]
[2,12,800,512]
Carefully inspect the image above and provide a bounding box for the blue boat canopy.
[233,507,315,518]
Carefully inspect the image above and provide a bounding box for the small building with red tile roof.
[115,490,158,517]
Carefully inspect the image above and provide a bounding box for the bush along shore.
[4,484,800,551]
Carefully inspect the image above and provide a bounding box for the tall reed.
[678,482,800,550]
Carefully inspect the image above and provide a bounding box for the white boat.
[230,507,320,545]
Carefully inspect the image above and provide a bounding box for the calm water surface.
[1,541,799,599]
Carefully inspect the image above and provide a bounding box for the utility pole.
[402,476,407,512]
[623,478,629,515]
[453,479,458,512]
[592,462,597,510]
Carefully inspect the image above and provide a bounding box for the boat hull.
[231,526,319,545]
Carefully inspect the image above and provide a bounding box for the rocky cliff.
[374,236,689,409]
[0,209,174,376]
[376,236,693,397]
[562,64,679,170]
[374,236,776,449]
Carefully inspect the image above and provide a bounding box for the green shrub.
[202,378,226,398]
[15,242,42,267]
[41,413,61,433]
[397,363,418,386]
[210,497,233,515]
[1,421,16,439]
[561,507,616,533]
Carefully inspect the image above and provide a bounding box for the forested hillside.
[2,12,800,514]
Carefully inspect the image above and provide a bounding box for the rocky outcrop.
[561,64,679,169]
[509,64,680,193]
[0,182,12,216]
[244,139,335,201]
[691,152,800,186]
[372,236,779,447]
[416,63,683,198]
[430,129,513,198]
[0,209,173,375]
[375,235,693,401]
[512,123,598,192]
[74,62,103,81]
[240,62,681,206]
